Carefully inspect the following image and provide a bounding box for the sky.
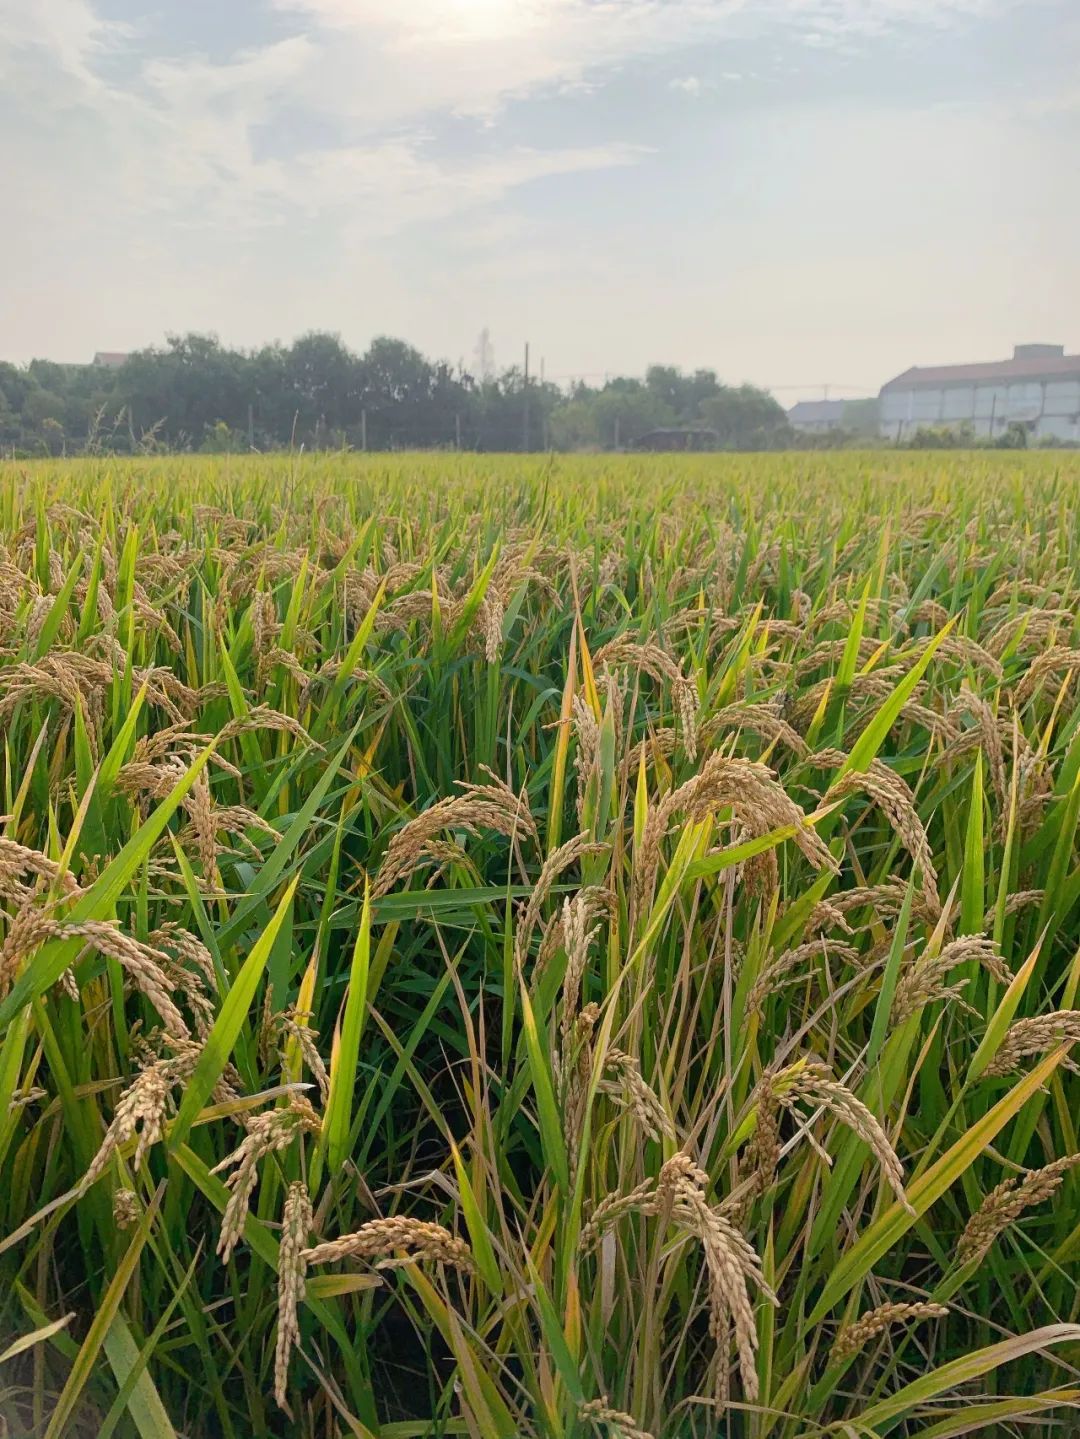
[1,0,1078,400]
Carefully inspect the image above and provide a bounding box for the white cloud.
[271,0,1007,107]
[0,7,646,248]
[142,34,315,107]
[2,0,1012,209]
[1,0,1049,369]
[274,0,738,110]
[300,140,648,237]
[0,0,124,85]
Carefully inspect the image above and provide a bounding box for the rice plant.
[0,450,1078,1437]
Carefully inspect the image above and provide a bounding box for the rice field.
[1,449,1079,1438]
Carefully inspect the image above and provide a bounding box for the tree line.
[0,330,841,456]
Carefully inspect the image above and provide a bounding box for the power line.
[765,383,878,394]
[540,372,879,395]
[492,346,880,396]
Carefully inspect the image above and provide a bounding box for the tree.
[548,399,601,450]
[121,335,247,447]
[283,333,360,441]
[467,369,562,452]
[698,384,789,449]
[200,420,245,453]
[249,344,289,446]
[0,363,33,416]
[590,382,673,447]
[22,387,67,428]
[0,333,902,455]
[840,398,880,436]
[362,337,435,447]
[40,417,66,456]
[995,421,1029,450]
[645,365,720,421]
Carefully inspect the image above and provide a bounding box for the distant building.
[92,351,129,369]
[880,344,1080,442]
[787,399,848,434]
[632,426,719,452]
[788,398,880,438]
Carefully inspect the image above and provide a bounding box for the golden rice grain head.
[579,1178,661,1254]
[952,685,1007,806]
[831,1302,948,1363]
[274,1009,330,1102]
[775,1057,913,1214]
[747,938,859,1018]
[982,890,1044,930]
[595,635,699,760]
[892,936,1010,1024]
[79,1047,201,1195]
[211,1097,321,1263]
[558,893,602,1038]
[274,1181,313,1412]
[579,1398,655,1439]
[817,751,939,916]
[737,1071,781,1211]
[572,693,602,824]
[112,1188,139,1231]
[301,1216,474,1272]
[984,1012,1080,1077]
[598,1048,675,1143]
[185,773,220,886]
[655,1154,776,1403]
[1013,645,1080,705]
[373,769,534,899]
[0,836,83,905]
[957,1153,1080,1266]
[632,753,836,927]
[513,832,607,973]
[702,701,810,759]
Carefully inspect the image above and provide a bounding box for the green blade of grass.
[852,1325,1080,1429]
[808,1044,1070,1322]
[42,1183,164,1439]
[319,876,371,1178]
[168,877,298,1154]
[0,743,216,1031]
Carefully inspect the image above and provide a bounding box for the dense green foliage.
[0,451,1079,1438]
[0,335,789,456]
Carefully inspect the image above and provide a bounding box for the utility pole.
[522,342,530,452]
[360,409,367,452]
[455,413,462,451]
[474,328,495,382]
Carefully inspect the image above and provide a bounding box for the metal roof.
[787,399,847,423]
[882,354,1080,392]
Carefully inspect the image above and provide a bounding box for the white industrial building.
[879,344,1080,442]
